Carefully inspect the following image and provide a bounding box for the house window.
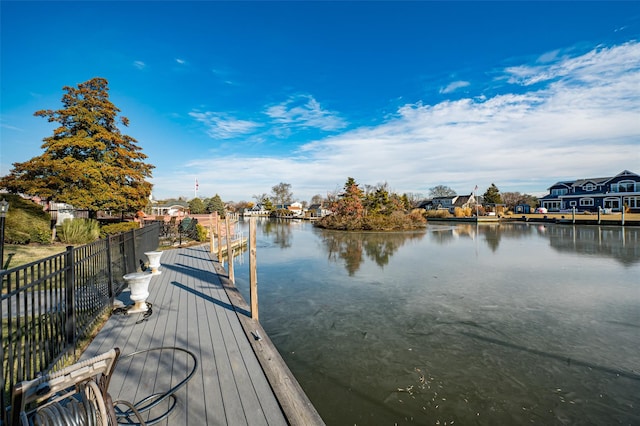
[583,183,596,191]
[543,201,561,211]
[623,196,640,209]
[612,180,636,193]
[580,198,594,206]
[551,188,568,196]
[604,198,621,210]
[569,201,576,207]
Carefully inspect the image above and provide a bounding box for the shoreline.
[427,213,640,226]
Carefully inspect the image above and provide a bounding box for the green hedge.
[100,221,140,237]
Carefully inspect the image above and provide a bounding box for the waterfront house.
[419,193,477,212]
[308,203,331,218]
[243,203,270,216]
[539,170,640,213]
[287,202,304,217]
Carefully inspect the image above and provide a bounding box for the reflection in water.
[233,220,639,425]
[256,217,295,248]
[317,229,426,274]
[542,224,640,266]
[424,222,639,265]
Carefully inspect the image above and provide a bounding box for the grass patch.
[2,244,68,269]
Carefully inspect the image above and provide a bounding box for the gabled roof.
[547,181,574,190]
[453,195,473,207]
[431,195,457,201]
[603,169,640,184]
[570,177,609,188]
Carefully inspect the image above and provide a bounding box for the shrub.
[196,223,208,242]
[57,218,100,244]
[408,209,427,224]
[426,209,451,218]
[453,207,473,217]
[100,221,140,237]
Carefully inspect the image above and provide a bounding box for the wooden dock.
[82,244,323,425]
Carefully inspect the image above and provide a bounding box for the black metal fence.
[0,223,160,424]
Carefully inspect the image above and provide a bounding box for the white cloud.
[189,111,260,139]
[505,42,640,86]
[265,94,347,131]
[0,123,22,131]
[133,61,146,70]
[440,80,470,94]
[155,41,640,202]
[176,58,186,65]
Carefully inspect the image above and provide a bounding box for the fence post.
[250,217,258,320]
[65,246,75,354]
[106,235,114,302]
[119,232,126,276]
[225,215,234,283]
[132,228,139,271]
[209,214,214,253]
[216,213,223,262]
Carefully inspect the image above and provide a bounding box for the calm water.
[231,219,639,425]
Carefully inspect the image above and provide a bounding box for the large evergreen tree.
[483,183,503,204]
[0,77,154,217]
[206,194,226,217]
[332,177,365,217]
[189,197,206,214]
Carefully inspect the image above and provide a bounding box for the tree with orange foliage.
[0,78,154,218]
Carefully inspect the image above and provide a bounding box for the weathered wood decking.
[83,244,323,425]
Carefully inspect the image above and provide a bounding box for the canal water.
[231,219,639,425]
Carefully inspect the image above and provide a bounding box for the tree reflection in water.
[258,218,294,249]
[317,229,426,275]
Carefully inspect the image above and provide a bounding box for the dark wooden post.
[250,217,258,320]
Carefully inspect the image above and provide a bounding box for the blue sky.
[1,1,639,203]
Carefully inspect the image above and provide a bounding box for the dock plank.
[82,245,292,425]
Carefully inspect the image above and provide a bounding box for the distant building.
[243,204,270,216]
[539,170,640,213]
[151,200,189,217]
[514,204,531,214]
[418,193,477,212]
[308,203,331,218]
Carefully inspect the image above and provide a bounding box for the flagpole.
[474,185,478,217]
[195,177,198,199]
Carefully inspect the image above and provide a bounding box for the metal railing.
[1,223,160,424]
